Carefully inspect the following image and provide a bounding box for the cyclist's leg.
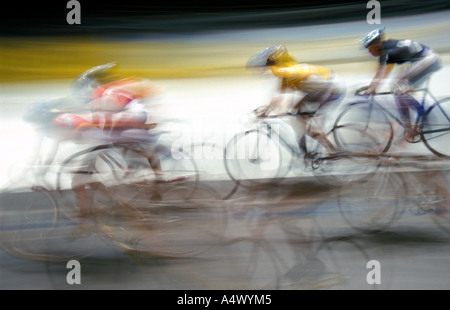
[67,150,104,221]
[396,97,425,141]
[71,170,95,220]
[305,106,337,154]
[138,142,164,181]
[294,110,334,155]
[306,122,336,154]
[400,50,441,85]
[296,86,339,154]
[72,183,90,218]
[116,127,165,181]
[147,153,163,180]
[394,53,441,140]
[395,94,418,138]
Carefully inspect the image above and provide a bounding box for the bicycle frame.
[364,79,449,134]
[255,113,337,159]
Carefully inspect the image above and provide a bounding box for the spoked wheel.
[337,168,405,233]
[55,144,132,219]
[224,128,293,188]
[421,97,450,158]
[56,143,200,218]
[92,183,227,258]
[187,142,240,200]
[333,101,393,155]
[153,144,200,198]
[301,134,380,187]
[0,185,94,261]
[312,154,380,187]
[423,168,450,235]
[313,237,374,290]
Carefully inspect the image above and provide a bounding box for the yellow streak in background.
[1,22,450,82]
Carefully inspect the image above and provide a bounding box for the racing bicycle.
[333,81,450,158]
[223,109,380,189]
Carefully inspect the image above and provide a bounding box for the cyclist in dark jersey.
[360,28,442,140]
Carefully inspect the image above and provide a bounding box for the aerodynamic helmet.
[246,45,294,69]
[360,28,385,49]
[70,62,118,103]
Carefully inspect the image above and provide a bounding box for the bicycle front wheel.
[224,128,293,187]
[333,101,393,155]
[421,97,450,158]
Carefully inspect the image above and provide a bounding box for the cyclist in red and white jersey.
[54,63,164,220]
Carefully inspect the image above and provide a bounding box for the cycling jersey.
[91,78,141,111]
[269,63,332,91]
[51,113,93,130]
[379,39,428,65]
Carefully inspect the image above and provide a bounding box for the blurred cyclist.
[54,63,164,220]
[70,62,160,132]
[360,28,442,140]
[247,45,343,154]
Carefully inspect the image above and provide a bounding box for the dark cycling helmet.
[246,45,293,69]
[360,28,385,49]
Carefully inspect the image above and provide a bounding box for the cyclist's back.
[269,62,332,91]
[90,77,157,112]
[379,39,427,65]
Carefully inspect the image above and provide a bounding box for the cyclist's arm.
[256,78,288,117]
[108,121,156,130]
[366,63,394,94]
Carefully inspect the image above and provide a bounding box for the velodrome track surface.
[0,10,449,290]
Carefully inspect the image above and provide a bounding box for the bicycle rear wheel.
[56,145,131,218]
[56,143,199,215]
[333,101,393,155]
[301,134,380,187]
[312,155,380,187]
[421,97,450,158]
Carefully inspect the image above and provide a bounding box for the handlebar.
[255,112,297,119]
[354,86,393,97]
[251,107,314,120]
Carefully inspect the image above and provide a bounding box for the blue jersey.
[379,39,427,65]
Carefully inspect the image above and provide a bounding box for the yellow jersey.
[269,62,332,91]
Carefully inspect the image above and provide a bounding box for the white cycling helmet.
[246,45,294,68]
[360,28,385,49]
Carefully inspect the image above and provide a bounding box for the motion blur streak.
[0,4,450,290]
[2,6,450,82]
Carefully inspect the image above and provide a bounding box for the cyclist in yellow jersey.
[247,45,342,153]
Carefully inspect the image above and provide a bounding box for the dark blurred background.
[2,0,450,36]
[2,1,450,82]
